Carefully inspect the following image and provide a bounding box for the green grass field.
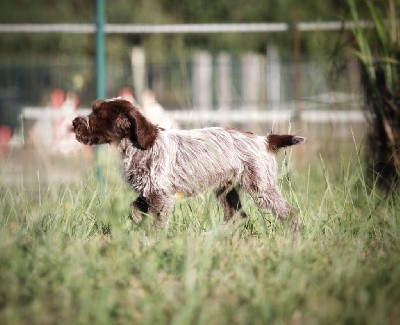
[0,148,399,324]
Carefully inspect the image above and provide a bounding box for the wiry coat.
[72,98,305,229]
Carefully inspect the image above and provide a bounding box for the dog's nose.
[71,120,77,131]
[72,117,81,128]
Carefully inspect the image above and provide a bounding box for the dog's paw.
[129,213,143,225]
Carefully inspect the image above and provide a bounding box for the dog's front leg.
[147,193,174,228]
[129,196,149,224]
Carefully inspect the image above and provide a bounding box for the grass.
[0,148,399,324]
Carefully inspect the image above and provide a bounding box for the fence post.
[95,0,106,185]
[291,5,302,119]
[241,53,263,109]
[266,45,281,106]
[95,0,106,100]
[217,52,232,111]
[131,47,146,105]
[192,51,212,110]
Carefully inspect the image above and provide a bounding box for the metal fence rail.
[0,21,374,34]
[21,106,365,124]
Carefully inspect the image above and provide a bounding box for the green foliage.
[347,0,400,188]
[347,0,399,82]
[0,150,399,323]
[0,0,365,60]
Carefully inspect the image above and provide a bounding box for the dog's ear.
[112,99,158,150]
[91,99,105,113]
[127,107,159,150]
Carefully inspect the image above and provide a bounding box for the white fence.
[21,105,364,125]
[15,102,365,151]
[0,21,375,34]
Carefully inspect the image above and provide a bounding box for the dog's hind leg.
[254,186,291,220]
[215,183,247,221]
[254,185,299,241]
[242,176,299,240]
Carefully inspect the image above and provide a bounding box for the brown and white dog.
[72,98,305,231]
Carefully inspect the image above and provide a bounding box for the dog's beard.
[72,115,125,146]
[73,117,94,145]
[73,125,113,146]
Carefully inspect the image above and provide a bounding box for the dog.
[72,98,305,231]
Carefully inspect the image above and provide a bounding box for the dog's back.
[146,127,303,195]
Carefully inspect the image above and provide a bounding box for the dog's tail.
[267,134,306,153]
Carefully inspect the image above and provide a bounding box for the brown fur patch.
[105,99,158,150]
[128,108,159,149]
[72,98,159,149]
[216,185,247,220]
[267,134,305,153]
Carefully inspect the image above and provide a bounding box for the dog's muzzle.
[72,116,92,145]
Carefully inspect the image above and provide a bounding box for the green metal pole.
[95,0,106,185]
[95,0,106,99]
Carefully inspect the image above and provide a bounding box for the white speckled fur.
[72,98,303,233]
[119,126,291,220]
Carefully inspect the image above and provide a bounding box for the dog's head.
[72,98,158,149]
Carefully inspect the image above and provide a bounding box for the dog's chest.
[119,140,153,193]
[122,158,154,196]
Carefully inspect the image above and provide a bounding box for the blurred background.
[0,0,396,188]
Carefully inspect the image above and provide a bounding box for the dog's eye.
[95,110,108,119]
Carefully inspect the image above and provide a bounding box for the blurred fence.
[0,102,365,189]
[0,51,366,186]
[0,52,362,115]
[0,21,369,186]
